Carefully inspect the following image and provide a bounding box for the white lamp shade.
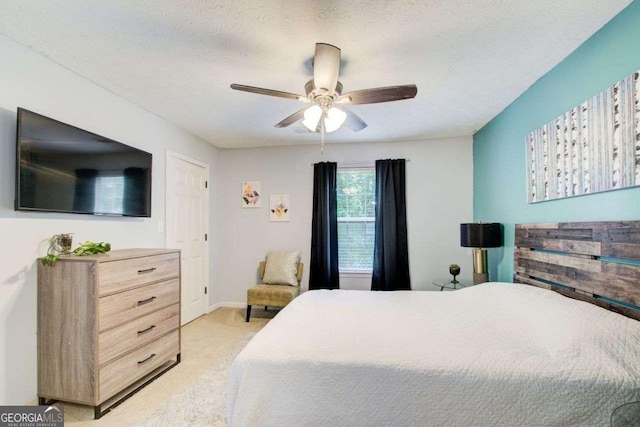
[302,105,322,131]
[324,107,347,133]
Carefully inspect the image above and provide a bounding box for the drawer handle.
[137,296,157,306]
[137,325,156,335]
[138,267,157,274]
[137,353,156,365]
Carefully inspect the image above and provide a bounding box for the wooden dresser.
[37,248,181,418]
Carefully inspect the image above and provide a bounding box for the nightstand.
[432,280,470,291]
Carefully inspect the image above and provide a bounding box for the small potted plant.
[41,234,111,266]
[57,233,73,254]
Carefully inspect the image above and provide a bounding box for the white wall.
[0,34,219,404]
[215,137,474,305]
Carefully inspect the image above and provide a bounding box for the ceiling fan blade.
[313,43,340,93]
[274,108,307,128]
[336,106,368,132]
[337,84,417,105]
[230,84,307,101]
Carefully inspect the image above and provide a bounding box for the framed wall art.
[526,68,640,203]
[269,194,290,222]
[241,181,261,208]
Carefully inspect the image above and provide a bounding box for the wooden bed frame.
[514,221,640,320]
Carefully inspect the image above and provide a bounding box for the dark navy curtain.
[73,168,98,213]
[371,159,411,291]
[123,167,150,216]
[309,162,339,290]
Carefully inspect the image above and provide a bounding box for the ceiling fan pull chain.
[321,114,326,154]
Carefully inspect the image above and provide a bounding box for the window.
[94,175,125,214]
[337,168,375,272]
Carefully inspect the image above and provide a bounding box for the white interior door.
[166,152,209,325]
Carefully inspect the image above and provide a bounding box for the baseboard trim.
[208,301,246,312]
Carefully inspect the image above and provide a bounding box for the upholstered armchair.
[246,251,303,322]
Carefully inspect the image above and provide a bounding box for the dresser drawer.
[99,330,179,402]
[99,252,179,295]
[99,304,180,365]
[99,279,179,331]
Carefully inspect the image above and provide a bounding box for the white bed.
[227,283,640,426]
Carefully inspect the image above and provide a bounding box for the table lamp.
[460,223,502,284]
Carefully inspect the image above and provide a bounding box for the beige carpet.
[61,307,275,426]
[141,331,254,426]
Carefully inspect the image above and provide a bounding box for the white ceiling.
[0,1,631,148]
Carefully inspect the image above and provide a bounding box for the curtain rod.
[310,159,410,167]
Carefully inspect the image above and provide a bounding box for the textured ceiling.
[0,0,631,148]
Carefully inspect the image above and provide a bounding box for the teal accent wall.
[473,1,640,282]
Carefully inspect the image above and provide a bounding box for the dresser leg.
[94,404,103,419]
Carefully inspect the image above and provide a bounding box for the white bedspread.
[227,283,640,426]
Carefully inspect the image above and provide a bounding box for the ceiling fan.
[230,43,418,134]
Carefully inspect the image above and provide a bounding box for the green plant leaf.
[43,236,111,266]
[41,254,59,266]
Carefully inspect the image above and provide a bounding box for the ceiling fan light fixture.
[302,105,322,131]
[324,107,347,133]
[230,43,417,138]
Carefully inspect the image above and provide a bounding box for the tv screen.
[15,108,152,217]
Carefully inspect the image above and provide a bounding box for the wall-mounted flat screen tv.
[15,108,152,217]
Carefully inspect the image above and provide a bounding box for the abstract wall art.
[241,181,261,208]
[526,68,640,203]
[269,194,290,222]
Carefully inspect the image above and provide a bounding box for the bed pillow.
[263,251,301,286]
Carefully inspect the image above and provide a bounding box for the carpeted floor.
[141,332,254,427]
[60,307,275,426]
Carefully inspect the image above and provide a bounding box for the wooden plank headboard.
[514,221,640,320]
